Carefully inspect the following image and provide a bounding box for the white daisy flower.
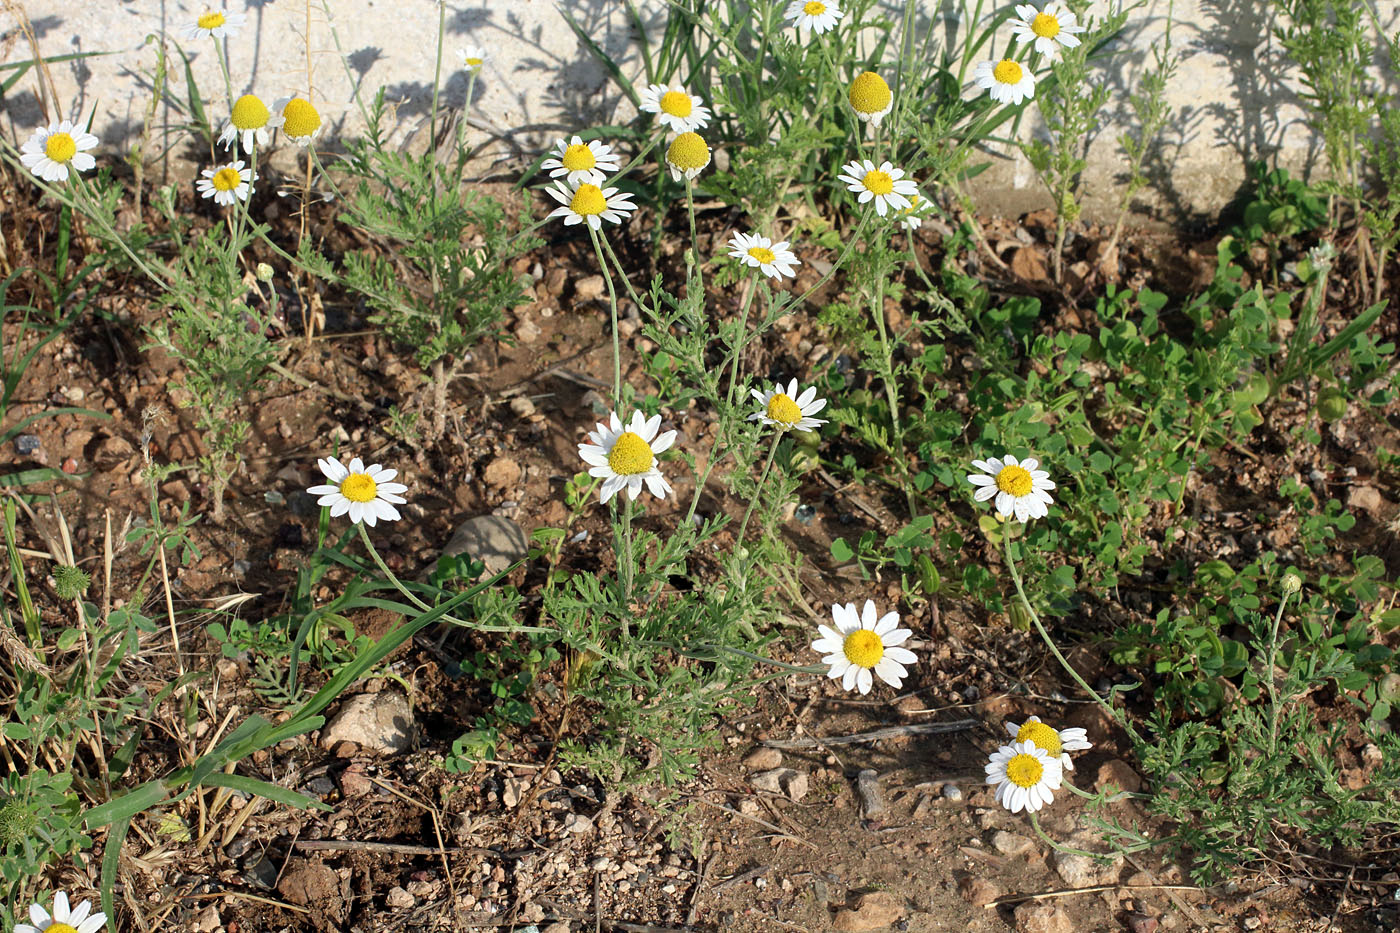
[196,160,255,206]
[638,83,712,133]
[1005,715,1093,771]
[986,740,1063,813]
[811,599,917,695]
[183,8,247,40]
[541,135,621,186]
[837,159,917,217]
[306,456,409,526]
[784,0,843,34]
[894,192,932,231]
[19,120,98,183]
[847,71,892,127]
[727,232,800,279]
[544,179,637,230]
[218,93,283,152]
[273,96,323,146]
[577,410,677,505]
[974,58,1036,106]
[966,453,1055,523]
[665,131,711,181]
[459,45,488,72]
[749,379,827,432]
[1008,2,1085,59]
[16,891,107,933]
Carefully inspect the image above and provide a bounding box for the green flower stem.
[355,523,547,634]
[735,430,782,548]
[684,176,702,290]
[1000,514,1144,747]
[429,0,445,156]
[587,224,625,410]
[868,228,912,510]
[213,42,235,119]
[1028,810,1106,858]
[723,275,761,415]
[1264,587,1295,759]
[621,495,635,630]
[597,231,651,318]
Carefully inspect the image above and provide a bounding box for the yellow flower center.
[993,59,1024,85]
[46,925,78,933]
[464,57,483,68]
[862,170,894,196]
[747,246,776,264]
[44,132,78,163]
[803,0,827,13]
[561,143,597,172]
[607,431,654,475]
[231,94,270,130]
[281,98,321,139]
[340,473,379,503]
[842,629,884,668]
[848,71,892,114]
[659,90,693,117]
[570,183,608,216]
[1005,752,1045,788]
[995,464,1033,497]
[1015,720,1063,756]
[1031,12,1061,37]
[211,167,243,192]
[666,132,710,170]
[765,393,803,425]
[197,11,226,29]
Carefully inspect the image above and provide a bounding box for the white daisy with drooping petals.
[544,179,637,230]
[273,96,323,146]
[1005,715,1093,771]
[578,410,677,505]
[1008,2,1085,59]
[306,456,409,526]
[811,600,917,695]
[837,159,917,217]
[894,192,932,231]
[784,0,844,34]
[749,379,827,432]
[974,58,1037,106]
[19,120,98,183]
[196,160,255,206]
[638,83,712,133]
[459,45,488,72]
[665,131,712,181]
[986,740,1063,813]
[541,135,621,186]
[727,232,800,279]
[847,71,893,127]
[218,93,283,152]
[183,9,247,40]
[16,891,108,933]
[966,453,1055,523]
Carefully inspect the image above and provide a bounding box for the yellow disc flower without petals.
[541,135,621,186]
[638,83,713,133]
[196,160,256,206]
[16,891,108,933]
[1005,715,1093,770]
[974,58,1037,106]
[847,71,892,126]
[784,0,844,34]
[748,378,828,432]
[306,456,409,526]
[966,453,1055,522]
[1008,2,1086,59]
[274,96,323,146]
[665,131,712,181]
[183,8,247,39]
[727,232,800,279]
[19,120,98,183]
[544,179,637,230]
[986,741,1063,813]
[577,410,677,504]
[219,94,283,152]
[811,600,917,694]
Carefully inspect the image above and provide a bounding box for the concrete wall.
[2,0,1396,226]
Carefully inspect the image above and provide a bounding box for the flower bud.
[1282,573,1302,596]
[256,262,274,282]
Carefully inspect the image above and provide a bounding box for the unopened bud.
[1282,573,1302,596]
[256,262,274,282]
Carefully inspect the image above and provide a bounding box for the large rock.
[320,692,414,756]
[439,515,528,575]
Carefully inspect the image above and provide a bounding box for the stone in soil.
[319,692,414,756]
[439,515,529,575]
[957,876,1001,906]
[1014,902,1073,933]
[748,767,808,802]
[831,891,904,931]
[483,456,522,489]
[990,830,1035,856]
[1095,758,1143,794]
[741,746,782,770]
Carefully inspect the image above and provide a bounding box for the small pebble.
[14,435,39,455]
[941,783,963,801]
